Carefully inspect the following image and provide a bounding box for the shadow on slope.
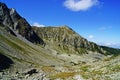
[0,52,13,71]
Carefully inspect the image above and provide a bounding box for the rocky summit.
[0,2,44,45]
[0,2,120,80]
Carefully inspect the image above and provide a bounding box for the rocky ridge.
[0,2,44,45]
[33,26,105,54]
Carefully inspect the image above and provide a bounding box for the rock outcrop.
[0,2,44,45]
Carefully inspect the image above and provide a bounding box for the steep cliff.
[0,2,44,45]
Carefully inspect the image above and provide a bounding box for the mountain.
[33,26,105,54]
[101,46,120,55]
[0,2,44,45]
[0,2,120,80]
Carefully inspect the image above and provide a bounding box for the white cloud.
[98,42,120,48]
[32,22,45,27]
[63,0,99,11]
[99,27,106,30]
[105,43,114,46]
[99,26,112,31]
[105,43,120,48]
[88,35,94,39]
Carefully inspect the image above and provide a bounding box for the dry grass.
[41,66,56,73]
[49,72,76,79]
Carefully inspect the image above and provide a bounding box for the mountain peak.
[54,25,73,30]
[0,2,6,7]
[10,8,16,15]
[0,2,45,45]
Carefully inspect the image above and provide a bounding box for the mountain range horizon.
[2,0,120,49]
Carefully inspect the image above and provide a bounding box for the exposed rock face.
[0,2,13,27]
[0,2,44,45]
[33,26,105,54]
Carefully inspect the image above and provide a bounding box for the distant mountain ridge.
[33,26,106,54]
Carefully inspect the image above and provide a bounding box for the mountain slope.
[101,46,120,55]
[0,24,64,79]
[32,26,120,80]
[0,2,44,45]
[33,26,105,54]
[0,2,120,80]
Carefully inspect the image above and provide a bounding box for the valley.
[0,2,120,80]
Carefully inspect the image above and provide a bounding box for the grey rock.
[0,2,45,45]
[0,2,13,27]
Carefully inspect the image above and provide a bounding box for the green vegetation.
[110,64,120,72]
[1,24,120,80]
[80,65,90,71]
[0,34,24,51]
[101,46,120,56]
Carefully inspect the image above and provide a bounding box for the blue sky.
[2,0,120,48]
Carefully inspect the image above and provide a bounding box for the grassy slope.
[33,26,105,55]
[0,25,120,80]
[0,26,63,72]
